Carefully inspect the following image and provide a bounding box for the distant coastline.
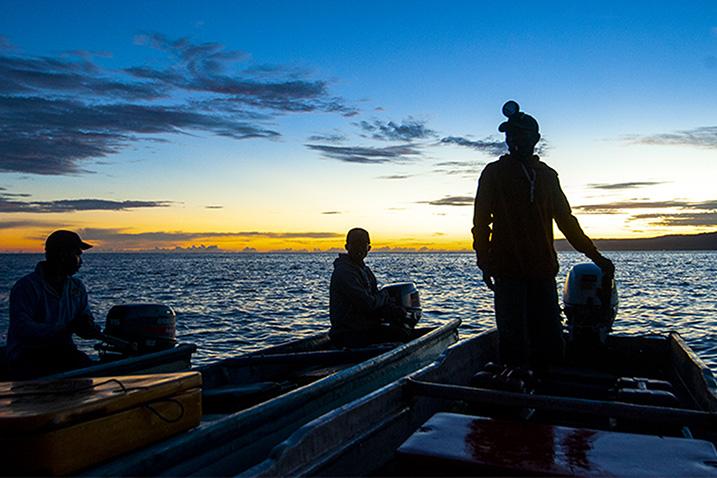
[555,231,717,251]
[1,231,715,254]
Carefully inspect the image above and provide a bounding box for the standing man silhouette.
[472,101,614,369]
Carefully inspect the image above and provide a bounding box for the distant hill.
[555,231,717,251]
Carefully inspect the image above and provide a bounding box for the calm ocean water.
[1,251,716,371]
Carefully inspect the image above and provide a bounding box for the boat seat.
[396,412,717,477]
[202,381,287,412]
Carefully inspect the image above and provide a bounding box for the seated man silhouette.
[329,228,409,348]
[6,230,102,379]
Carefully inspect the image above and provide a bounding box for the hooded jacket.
[329,253,389,336]
[472,154,597,278]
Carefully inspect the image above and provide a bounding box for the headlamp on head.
[498,100,540,137]
[502,100,520,118]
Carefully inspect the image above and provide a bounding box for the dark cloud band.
[306,143,421,164]
[0,33,356,175]
[357,118,436,141]
[626,127,717,149]
[419,196,474,206]
[0,196,172,213]
[588,181,667,190]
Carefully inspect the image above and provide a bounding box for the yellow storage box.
[0,372,202,475]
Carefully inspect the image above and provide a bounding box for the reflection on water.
[1,251,716,368]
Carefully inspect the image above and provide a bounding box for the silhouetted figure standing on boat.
[329,228,409,347]
[472,101,614,369]
[6,230,102,379]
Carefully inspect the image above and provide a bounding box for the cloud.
[574,199,717,214]
[630,212,717,227]
[0,196,172,213]
[0,33,356,175]
[1,97,281,175]
[588,181,667,190]
[626,126,717,149]
[377,174,414,180]
[431,159,485,177]
[439,135,550,156]
[77,227,343,249]
[205,205,223,209]
[321,211,341,214]
[357,118,436,141]
[0,55,166,99]
[0,219,51,229]
[307,133,346,143]
[439,136,506,156]
[419,195,474,206]
[81,228,341,241]
[306,143,422,164]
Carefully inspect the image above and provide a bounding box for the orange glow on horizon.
[2,224,714,254]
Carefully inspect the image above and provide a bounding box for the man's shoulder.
[533,157,559,176]
[11,270,41,294]
[486,156,508,169]
[478,157,504,179]
[332,255,355,276]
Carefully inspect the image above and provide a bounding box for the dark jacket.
[329,254,389,337]
[7,261,99,368]
[472,154,597,278]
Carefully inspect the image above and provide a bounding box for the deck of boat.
[245,329,717,477]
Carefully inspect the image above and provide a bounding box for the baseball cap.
[45,230,93,252]
[498,112,540,134]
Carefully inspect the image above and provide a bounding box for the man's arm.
[334,267,389,314]
[70,281,102,340]
[553,175,614,275]
[472,167,495,289]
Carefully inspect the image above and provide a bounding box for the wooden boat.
[85,319,461,476]
[1,372,202,475]
[0,343,197,381]
[246,329,717,477]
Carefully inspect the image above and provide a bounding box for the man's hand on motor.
[592,254,615,278]
[388,302,407,321]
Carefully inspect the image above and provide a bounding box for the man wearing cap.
[329,228,408,347]
[6,230,102,379]
[472,101,614,370]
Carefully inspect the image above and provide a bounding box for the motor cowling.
[103,304,176,354]
[380,282,422,328]
[563,263,618,345]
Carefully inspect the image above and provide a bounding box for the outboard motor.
[380,282,422,329]
[563,263,618,346]
[99,304,176,358]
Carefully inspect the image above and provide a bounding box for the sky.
[0,0,715,252]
